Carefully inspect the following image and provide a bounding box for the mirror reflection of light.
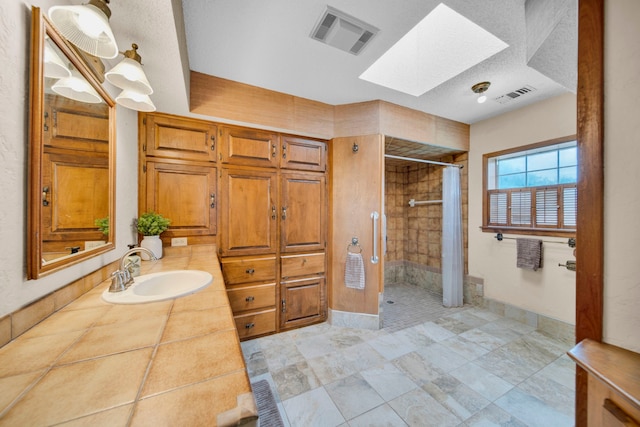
[52,70,102,103]
[44,41,71,78]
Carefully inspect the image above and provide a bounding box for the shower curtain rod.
[384,154,463,168]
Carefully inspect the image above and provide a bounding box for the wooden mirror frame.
[27,7,116,279]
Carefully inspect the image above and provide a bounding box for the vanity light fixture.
[105,44,153,95]
[51,69,103,103]
[115,89,156,112]
[106,43,156,111]
[48,0,118,59]
[472,81,491,104]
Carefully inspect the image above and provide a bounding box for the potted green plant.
[136,211,171,259]
[94,216,109,236]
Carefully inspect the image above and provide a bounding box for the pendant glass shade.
[48,1,118,59]
[115,89,156,112]
[105,58,153,95]
[52,70,103,103]
[44,39,71,78]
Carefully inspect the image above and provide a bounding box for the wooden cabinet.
[569,339,640,427]
[143,113,217,162]
[280,172,326,253]
[281,277,326,329]
[221,255,277,340]
[280,136,327,171]
[144,160,217,237]
[219,137,328,338]
[44,94,109,153]
[41,94,110,257]
[280,252,326,330]
[139,112,219,245]
[220,126,279,168]
[219,168,278,256]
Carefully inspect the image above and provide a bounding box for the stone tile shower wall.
[384,153,469,297]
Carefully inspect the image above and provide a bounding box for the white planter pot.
[140,235,163,260]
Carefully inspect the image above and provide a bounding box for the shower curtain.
[442,166,464,307]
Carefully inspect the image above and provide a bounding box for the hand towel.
[345,252,365,289]
[516,238,543,271]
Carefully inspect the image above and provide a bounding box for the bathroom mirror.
[28,7,116,279]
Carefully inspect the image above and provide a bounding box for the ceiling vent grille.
[310,6,378,55]
[493,85,537,104]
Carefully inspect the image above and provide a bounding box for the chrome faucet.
[108,247,158,293]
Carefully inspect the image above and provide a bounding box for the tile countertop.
[0,245,258,426]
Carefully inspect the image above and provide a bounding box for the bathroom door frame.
[575,0,604,425]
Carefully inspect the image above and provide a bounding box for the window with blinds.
[483,137,577,234]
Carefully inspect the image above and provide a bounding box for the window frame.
[481,135,577,237]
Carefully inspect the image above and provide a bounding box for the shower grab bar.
[371,211,379,264]
[409,198,443,207]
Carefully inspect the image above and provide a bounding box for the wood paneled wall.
[190,72,334,137]
[190,72,469,151]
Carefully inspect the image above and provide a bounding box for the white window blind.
[535,188,558,226]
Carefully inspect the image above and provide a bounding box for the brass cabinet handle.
[210,135,215,151]
[246,268,255,274]
[272,144,277,158]
[210,193,216,208]
[282,206,287,221]
[272,205,276,220]
[42,186,50,206]
[245,323,255,329]
[281,299,286,313]
[245,296,255,302]
[282,143,287,159]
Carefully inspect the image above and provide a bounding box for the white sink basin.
[102,270,213,304]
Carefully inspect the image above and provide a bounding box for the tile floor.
[242,283,576,427]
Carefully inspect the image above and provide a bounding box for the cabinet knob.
[245,296,255,302]
[246,268,255,274]
[245,322,255,329]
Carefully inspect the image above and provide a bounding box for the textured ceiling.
[100,0,576,163]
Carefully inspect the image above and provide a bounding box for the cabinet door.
[281,136,326,172]
[220,168,278,256]
[220,126,279,167]
[280,277,326,329]
[280,172,326,253]
[41,151,109,246]
[44,94,109,153]
[145,160,217,237]
[144,112,217,162]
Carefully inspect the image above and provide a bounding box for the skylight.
[359,3,509,96]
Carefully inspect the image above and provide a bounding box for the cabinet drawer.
[234,310,276,339]
[227,283,276,313]
[221,256,276,284]
[281,253,325,279]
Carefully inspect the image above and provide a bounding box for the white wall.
[603,0,640,352]
[469,93,577,324]
[0,0,139,317]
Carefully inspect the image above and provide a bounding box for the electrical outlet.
[171,237,188,247]
[85,241,106,250]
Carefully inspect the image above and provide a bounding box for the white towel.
[345,252,365,289]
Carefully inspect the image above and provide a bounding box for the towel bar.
[495,232,576,248]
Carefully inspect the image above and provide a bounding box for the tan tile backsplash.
[0,260,119,348]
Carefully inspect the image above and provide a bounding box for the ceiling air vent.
[310,6,379,55]
[493,85,537,104]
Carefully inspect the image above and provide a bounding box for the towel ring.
[347,237,363,254]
